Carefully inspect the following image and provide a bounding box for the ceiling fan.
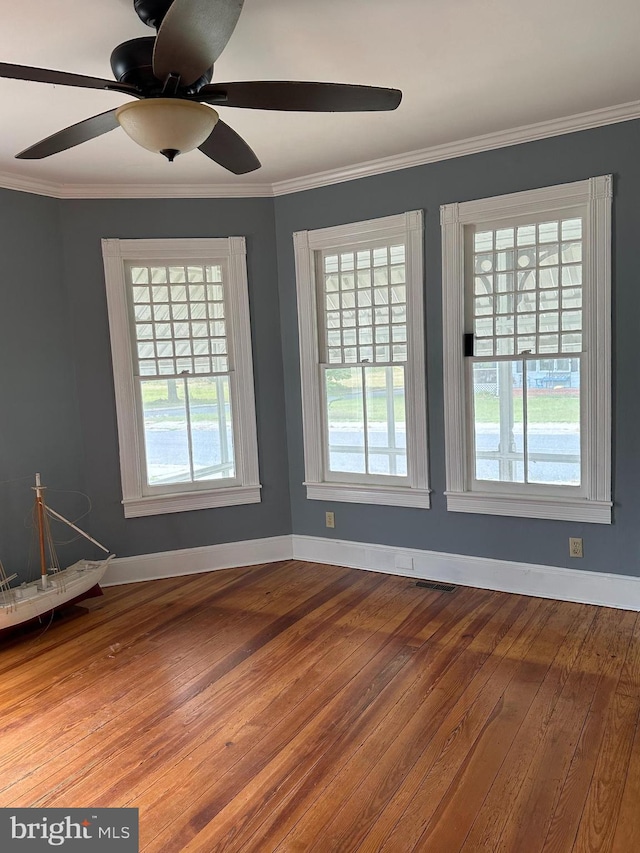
[0,0,402,174]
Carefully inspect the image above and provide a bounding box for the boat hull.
[0,557,114,631]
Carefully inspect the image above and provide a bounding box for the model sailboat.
[0,474,114,631]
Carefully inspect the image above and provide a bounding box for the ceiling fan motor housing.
[110,38,213,94]
[134,0,175,29]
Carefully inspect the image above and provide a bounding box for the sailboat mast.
[34,473,48,586]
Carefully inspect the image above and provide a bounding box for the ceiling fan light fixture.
[115,98,218,159]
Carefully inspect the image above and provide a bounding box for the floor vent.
[416,580,457,593]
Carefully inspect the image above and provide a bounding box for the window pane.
[365,366,407,476]
[188,376,235,481]
[325,368,365,474]
[471,217,582,356]
[320,242,407,364]
[324,366,407,477]
[526,362,580,485]
[473,361,524,483]
[140,376,236,487]
[472,359,581,487]
[127,261,229,378]
[141,379,191,485]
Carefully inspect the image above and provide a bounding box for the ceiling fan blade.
[153,0,244,87]
[0,62,137,95]
[16,109,120,160]
[195,81,403,111]
[198,119,260,174]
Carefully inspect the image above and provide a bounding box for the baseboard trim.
[101,533,640,612]
[102,535,293,586]
[291,535,640,612]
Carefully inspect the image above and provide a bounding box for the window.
[293,211,429,508]
[441,176,612,523]
[102,238,260,517]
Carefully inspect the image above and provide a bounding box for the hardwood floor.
[0,560,639,852]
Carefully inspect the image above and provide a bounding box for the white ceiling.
[1,0,639,191]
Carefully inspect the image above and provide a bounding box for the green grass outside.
[327,396,405,422]
[473,392,579,423]
[141,380,578,425]
[327,391,579,423]
[141,379,229,409]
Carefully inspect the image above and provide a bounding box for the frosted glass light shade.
[116,99,218,157]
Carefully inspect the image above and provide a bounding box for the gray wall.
[57,197,290,558]
[0,192,290,579]
[0,188,86,574]
[274,119,640,577]
[2,117,638,582]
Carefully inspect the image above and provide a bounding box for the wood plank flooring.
[0,561,639,851]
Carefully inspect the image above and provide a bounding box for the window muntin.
[318,242,408,482]
[467,215,584,492]
[293,211,429,509]
[440,176,611,523]
[470,358,581,488]
[320,244,407,365]
[103,237,261,518]
[470,217,583,357]
[129,262,229,377]
[126,260,237,491]
[323,365,407,479]
[139,375,235,487]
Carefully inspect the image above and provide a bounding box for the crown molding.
[0,172,272,199]
[0,171,62,198]
[270,98,640,196]
[1,98,639,201]
[53,181,274,199]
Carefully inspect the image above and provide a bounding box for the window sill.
[123,484,262,518]
[305,482,431,509]
[445,491,611,524]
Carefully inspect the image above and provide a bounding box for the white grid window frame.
[102,237,261,518]
[441,176,612,524]
[293,211,430,509]
[469,215,584,359]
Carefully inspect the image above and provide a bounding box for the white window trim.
[102,237,261,518]
[293,211,430,508]
[441,176,612,524]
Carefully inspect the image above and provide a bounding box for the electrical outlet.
[325,511,335,529]
[569,537,583,558]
